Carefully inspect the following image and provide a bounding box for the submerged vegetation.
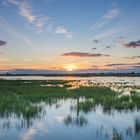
[0,79,140,131]
[0,79,140,116]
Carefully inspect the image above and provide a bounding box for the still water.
[0,76,140,85]
[0,99,139,140]
[0,76,140,140]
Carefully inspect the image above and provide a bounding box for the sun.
[64,64,77,71]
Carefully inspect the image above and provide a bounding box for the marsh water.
[0,76,140,140]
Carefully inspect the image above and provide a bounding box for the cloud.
[54,26,73,39]
[105,63,140,67]
[92,25,133,40]
[92,47,97,50]
[0,40,7,46]
[19,2,36,23]
[92,8,120,30]
[132,65,140,69]
[92,39,99,44]
[7,0,50,28]
[103,8,120,20]
[123,40,140,48]
[54,26,68,34]
[125,56,140,59]
[117,36,124,43]
[7,0,35,23]
[61,52,109,57]
[118,36,124,40]
[6,0,73,39]
[104,63,140,72]
[105,63,128,67]
[7,0,18,5]
[105,46,111,49]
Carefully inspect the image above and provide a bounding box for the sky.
[0,0,140,73]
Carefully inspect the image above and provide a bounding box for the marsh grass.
[0,79,140,124]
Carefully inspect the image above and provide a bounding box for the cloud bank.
[105,63,140,67]
[62,52,109,57]
[124,40,140,48]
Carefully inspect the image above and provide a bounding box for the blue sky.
[0,0,140,73]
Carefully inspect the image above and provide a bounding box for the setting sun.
[64,64,77,71]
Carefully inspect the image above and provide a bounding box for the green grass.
[0,79,140,121]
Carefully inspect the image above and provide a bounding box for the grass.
[0,79,140,121]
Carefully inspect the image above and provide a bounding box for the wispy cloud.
[103,8,120,20]
[123,40,140,48]
[105,63,128,67]
[7,0,35,22]
[124,56,140,59]
[89,63,140,72]
[6,0,73,39]
[54,26,73,39]
[92,8,120,30]
[19,2,36,23]
[61,52,109,57]
[105,63,140,67]
[91,25,133,40]
[0,40,7,46]
[7,0,50,28]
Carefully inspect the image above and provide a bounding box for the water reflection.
[134,117,140,134]
[67,80,140,96]
[96,127,123,140]
[64,115,87,127]
[0,97,140,140]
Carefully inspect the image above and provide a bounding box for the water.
[0,99,139,140]
[0,76,140,86]
[0,76,140,140]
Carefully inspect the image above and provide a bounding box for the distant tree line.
[0,72,140,77]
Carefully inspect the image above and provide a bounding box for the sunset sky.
[0,0,140,73]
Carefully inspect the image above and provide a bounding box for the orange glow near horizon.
[64,64,77,71]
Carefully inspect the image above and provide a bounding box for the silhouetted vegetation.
[0,72,140,77]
